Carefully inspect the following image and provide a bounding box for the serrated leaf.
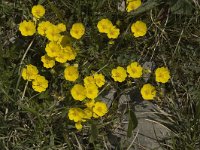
[127,109,138,137]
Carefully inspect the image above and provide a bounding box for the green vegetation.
[0,0,200,149]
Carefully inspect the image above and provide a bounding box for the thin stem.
[73,133,83,150]
[18,38,35,75]
[127,129,139,150]
[20,81,29,101]
[15,38,34,95]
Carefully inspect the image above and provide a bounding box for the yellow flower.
[37,21,53,36]
[126,0,141,12]
[41,54,55,68]
[84,76,96,87]
[70,23,85,39]
[85,99,95,108]
[71,84,86,101]
[46,25,61,42]
[127,62,143,78]
[85,84,99,99]
[75,122,83,130]
[57,23,66,32]
[111,66,127,82]
[45,42,61,58]
[93,113,100,118]
[32,75,48,93]
[83,108,93,119]
[93,73,105,88]
[64,66,79,82]
[55,49,69,63]
[131,21,147,37]
[54,46,76,63]
[19,20,36,36]
[31,4,45,19]
[22,64,38,81]
[107,26,120,39]
[155,67,170,83]
[68,108,84,122]
[63,46,77,61]
[97,18,113,33]
[141,84,156,100]
[93,102,108,117]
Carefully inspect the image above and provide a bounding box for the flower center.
[97,107,102,112]
[145,90,150,95]
[35,10,41,15]
[131,68,136,73]
[74,30,79,34]
[115,72,121,78]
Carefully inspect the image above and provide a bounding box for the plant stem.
[15,38,35,96]
[20,80,29,101]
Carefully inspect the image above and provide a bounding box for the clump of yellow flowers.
[68,100,108,130]
[19,3,80,95]
[97,18,120,39]
[111,62,171,100]
[69,72,107,130]
[19,4,106,123]
[70,73,105,101]
[19,3,171,131]
[22,64,48,92]
[19,5,45,36]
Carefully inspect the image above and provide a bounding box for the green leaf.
[89,121,98,143]
[169,0,193,15]
[128,0,161,18]
[127,109,138,137]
